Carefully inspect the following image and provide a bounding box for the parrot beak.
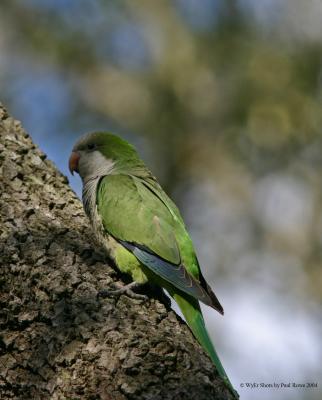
[69,151,80,175]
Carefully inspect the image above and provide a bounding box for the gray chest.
[82,177,119,259]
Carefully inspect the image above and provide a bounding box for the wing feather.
[97,174,223,312]
[119,240,216,306]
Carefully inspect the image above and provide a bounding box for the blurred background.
[0,1,321,399]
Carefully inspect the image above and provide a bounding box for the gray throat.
[82,160,115,223]
[82,177,100,222]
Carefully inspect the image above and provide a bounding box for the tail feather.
[172,291,239,398]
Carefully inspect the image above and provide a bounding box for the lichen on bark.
[0,104,234,399]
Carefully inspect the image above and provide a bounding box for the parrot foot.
[97,282,148,301]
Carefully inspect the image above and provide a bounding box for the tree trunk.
[0,104,234,400]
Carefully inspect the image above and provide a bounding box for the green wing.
[98,174,182,264]
[97,174,223,312]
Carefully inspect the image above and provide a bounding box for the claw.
[97,282,148,301]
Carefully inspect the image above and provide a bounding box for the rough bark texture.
[0,104,234,400]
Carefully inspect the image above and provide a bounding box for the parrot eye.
[87,143,96,150]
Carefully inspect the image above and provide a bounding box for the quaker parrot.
[69,132,238,398]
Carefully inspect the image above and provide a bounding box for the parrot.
[69,132,238,398]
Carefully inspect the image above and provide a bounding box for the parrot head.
[69,132,140,181]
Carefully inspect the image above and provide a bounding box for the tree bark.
[0,104,234,400]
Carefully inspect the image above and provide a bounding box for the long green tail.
[172,292,239,398]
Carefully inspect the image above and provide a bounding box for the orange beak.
[69,151,80,175]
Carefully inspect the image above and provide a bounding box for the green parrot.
[69,132,238,398]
